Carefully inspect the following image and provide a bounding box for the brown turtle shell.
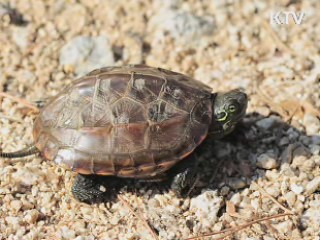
[33,65,213,178]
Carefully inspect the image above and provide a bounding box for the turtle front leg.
[170,155,198,197]
[72,174,107,203]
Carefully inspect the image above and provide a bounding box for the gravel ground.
[0,0,320,239]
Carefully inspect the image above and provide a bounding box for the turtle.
[0,65,248,202]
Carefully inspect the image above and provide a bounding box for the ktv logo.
[270,11,305,25]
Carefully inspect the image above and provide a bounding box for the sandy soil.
[0,0,320,239]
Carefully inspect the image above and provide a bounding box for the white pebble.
[59,36,115,76]
[272,220,293,235]
[306,176,320,195]
[11,27,30,49]
[109,215,120,225]
[301,196,320,230]
[5,216,21,230]
[60,226,76,239]
[251,198,260,211]
[230,193,241,205]
[284,191,296,207]
[263,236,276,240]
[24,209,40,224]
[266,186,280,198]
[290,184,304,194]
[190,191,223,227]
[10,200,22,213]
[149,9,216,47]
[303,113,320,135]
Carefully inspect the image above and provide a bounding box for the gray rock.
[228,178,247,190]
[310,145,320,155]
[255,117,277,130]
[59,35,114,76]
[311,135,320,145]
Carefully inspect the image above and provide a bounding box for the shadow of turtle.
[87,112,319,204]
[194,112,319,195]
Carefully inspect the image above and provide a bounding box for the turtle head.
[210,90,248,138]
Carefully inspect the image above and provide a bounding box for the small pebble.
[310,145,320,155]
[256,153,279,169]
[230,193,241,205]
[10,200,22,213]
[59,35,115,76]
[220,186,230,196]
[60,226,76,239]
[149,9,216,47]
[24,209,40,224]
[284,191,296,207]
[272,220,293,236]
[265,170,279,181]
[255,117,276,130]
[265,186,280,198]
[251,198,260,210]
[279,137,289,146]
[228,178,247,189]
[311,135,320,145]
[290,184,304,194]
[263,236,276,240]
[303,113,320,135]
[11,27,30,49]
[5,216,20,229]
[190,191,223,227]
[109,215,120,225]
[305,177,320,195]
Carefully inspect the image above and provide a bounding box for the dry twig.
[257,86,300,122]
[252,182,294,214]
[118,195,158,240]
[185,212,293,240]
[0,92,39,112]
[226,201,249,219]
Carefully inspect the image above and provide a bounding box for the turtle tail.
[0,145,39,158]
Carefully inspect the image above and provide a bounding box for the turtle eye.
[216,111,228,122]
[227,101,240,113]
[228,104,237,113]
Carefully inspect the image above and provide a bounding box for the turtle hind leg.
[169,155,198,197]
[72,174,107,203]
